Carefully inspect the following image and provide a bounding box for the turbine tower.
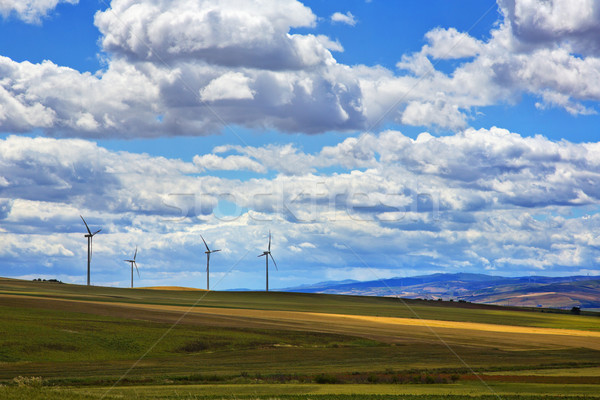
[258,230,277,292]
[124,247,139,288]
[201,235,221,291]
[80,215,101,286]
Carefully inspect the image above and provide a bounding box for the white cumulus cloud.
[2,128,600,285]
[0,0,78,24]
[200,72,255,101]
[423,27,482,59]
[499,0,600,55]
[331,11,357,26]
[95,0,325,70]
[0,0,599,135]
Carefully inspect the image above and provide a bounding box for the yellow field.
[138,286,207,291]
[487,366,600,376]
[329,312,600,338]
[2,292,599,352]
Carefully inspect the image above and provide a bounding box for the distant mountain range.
[281,273,600,310]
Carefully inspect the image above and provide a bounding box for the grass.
[0,303,379,366]
[86,382,600,397]
[1,277,600,398]
[3,383,600,399]
[2,278,599,331]
[2,302,598,384]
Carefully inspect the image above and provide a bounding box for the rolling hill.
[282,273,600,309]
[1,277,600,399]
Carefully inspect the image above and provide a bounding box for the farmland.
[1,277,599,399]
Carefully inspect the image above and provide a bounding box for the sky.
[1,0,600,290]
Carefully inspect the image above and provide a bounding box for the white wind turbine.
[258,231,277,292]
[201,235,221,291]
[80,215,101,286]
[124,247,140,288]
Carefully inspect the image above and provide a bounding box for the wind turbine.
[201,235,221,291]
[124,247,140,288]
[80,215,101,286]
[258,231,277,292]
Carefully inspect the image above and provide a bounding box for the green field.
[1,277,599,399]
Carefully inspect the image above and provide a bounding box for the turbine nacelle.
[81,215,101,237]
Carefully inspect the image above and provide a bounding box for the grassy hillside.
[2,277,599,329]
[467,279,600,308]
[286,274,600,309]
[1,277,600,399]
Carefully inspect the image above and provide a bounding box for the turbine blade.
[92,229,101,236]
[134,262,140,278]
[213,249,221,253]
[258,254,265,257]
[200,235,210,252]
[133,246,137,261]
[270,253,278,271]
[268,231,271,252]
[80,215,91,235]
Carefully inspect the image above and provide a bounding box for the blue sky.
[1,0,600,290]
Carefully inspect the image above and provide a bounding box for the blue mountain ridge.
[279,273,600,309]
